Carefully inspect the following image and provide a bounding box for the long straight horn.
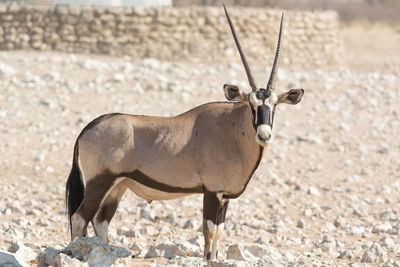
[266,12,284,91]
[223,4,258,92]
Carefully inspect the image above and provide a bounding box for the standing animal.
[65,5,304,261]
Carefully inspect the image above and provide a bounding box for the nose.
[256,124,272,145]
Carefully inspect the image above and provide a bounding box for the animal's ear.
[223,84,248,102]
[277,89,304,105]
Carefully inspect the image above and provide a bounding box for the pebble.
[339,249,355,260]
[183,219,194,229]
[296,219,305,229]
[1,51,400,266]
[140,207,156,222]
[63,236,131,263]
[372,222,392,234]
[380,237,395,248]
[117,226,136,237]
[0,250,23,267]
[321,222,336,233]
[145,240,199,259]
[361,242,388,263]
[0,62,16,77]
[307,186,320,196]
[347,226,365,235]
[8,241,37,265]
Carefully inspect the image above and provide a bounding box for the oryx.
[65,5,304,261]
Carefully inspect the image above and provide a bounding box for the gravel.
[0,50,399,265]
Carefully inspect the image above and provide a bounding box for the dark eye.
[289,91,297,96]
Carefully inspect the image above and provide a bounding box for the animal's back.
[76,101,259,196]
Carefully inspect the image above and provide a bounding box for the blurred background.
[1,0,400,23]
[176,0,400,24]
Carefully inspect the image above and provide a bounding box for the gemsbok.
[66,5,304,261]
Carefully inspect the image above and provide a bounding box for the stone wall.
[0,4,344,67]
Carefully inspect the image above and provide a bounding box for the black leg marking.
[202,191,230,261]
[96,183,127,224]
[206,252,211,261]
[77,171,116,224]
[216,200,229,224]
[92,183,127,242]
[203,191,220,223]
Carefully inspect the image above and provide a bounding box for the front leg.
[202,191,229,261]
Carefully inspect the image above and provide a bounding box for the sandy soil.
[0,26,399,266]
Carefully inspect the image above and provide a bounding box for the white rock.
[59,253,83,267]
[187,235,202,247]
[334,216,347,228]
[113,73,125,82]
[144,240,199,259]
[140,225,158,236]
[307,186,320,196]
[129,242,144,258]
[9,241,37,265]
[380,236,395,248]
[226,243,281,262]
[131,83,144,93]
[376,186,392,195]
[209,259,250,267]
[347,226,365,235]
[0,62,16,77]
[226,244,247,261]
[303,208,313,217]
[315,235,336,252]
[139,207,156,221]
[380,209,395,220]
[0,250,24,267]
[339,249,355,260]
[350,263,370,267]
[113,256,132,267]
[38,247,61,267]
[6,202,24,214]
[142,58,161,69]
[353,207,368,217]
[361,242,388,263]
[62,236,131,262]
[372,222,392,233]
[321,222,336,232]
[87,246,117,267]
[117,226,136,237]
[384,259,400,267]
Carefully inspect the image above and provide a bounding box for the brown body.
[66,6,304,262]
[66,102,263,261]
[78,102,261,199]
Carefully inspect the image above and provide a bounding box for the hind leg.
[92,181,127,242]
[71,172,116,240]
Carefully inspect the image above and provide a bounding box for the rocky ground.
[0,28,400,266]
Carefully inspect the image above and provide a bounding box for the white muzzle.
[256,124,272,146]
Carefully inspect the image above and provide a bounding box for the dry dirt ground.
[0,26,400,266]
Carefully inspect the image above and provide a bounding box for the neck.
[232,102,264,158]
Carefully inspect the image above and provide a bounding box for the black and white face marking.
[249,88,278,146]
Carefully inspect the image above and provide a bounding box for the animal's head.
[223,5,304,147]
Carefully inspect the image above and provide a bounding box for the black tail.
[65,141,85,232]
